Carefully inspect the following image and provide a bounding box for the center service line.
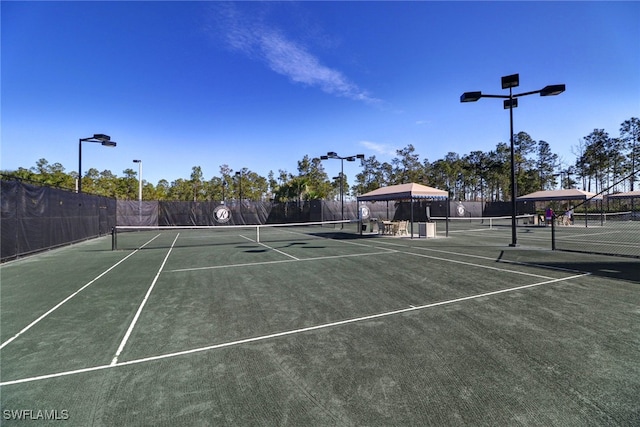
[2,273,589,387]
[110,233,180,366]
[239,234,299,260]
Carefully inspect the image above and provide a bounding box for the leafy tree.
[536,140,558,191]
[32,158,74,188]
[267,170,278,200]
[4,116,637,203]
[155,179,170,200]
[119,168,138,200]
[97,170,118,198]
[620,117,640,191]
[354,155,383,195]
[392,144,423,185]
[297,155,331,199]
[580,129,611,192]
[190,166,204,202]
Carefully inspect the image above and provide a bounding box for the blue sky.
[2,1,639,186]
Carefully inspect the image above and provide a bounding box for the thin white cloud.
[216,5,380,105]
[359,140,397,157]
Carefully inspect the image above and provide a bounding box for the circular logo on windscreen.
[213,205,231,223]
[359,206,370,219]
[456,204,465,217]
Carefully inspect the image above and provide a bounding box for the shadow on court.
[496,250,640,285]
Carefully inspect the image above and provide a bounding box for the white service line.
[0,272,589,387]
[110,233,180,366]
[0,234,162,351]
[167,250,398,273]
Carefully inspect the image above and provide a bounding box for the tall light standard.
[221,180,227,204]
[78,134,117,193]
[461,74,565,246]
[132,160,142,201]
[235,170,243,202]
[320,152,365,221]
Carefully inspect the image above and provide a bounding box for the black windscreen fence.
[1,179,116,261]
[3,178,541,262]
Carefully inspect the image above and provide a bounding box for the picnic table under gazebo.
[357,183,449,237]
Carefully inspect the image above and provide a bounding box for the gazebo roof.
[357,183,448,202]
[517,189,603,202]
[606,190,640,199]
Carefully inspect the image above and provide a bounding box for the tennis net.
[112,220,357,250]
[570,211,634,226]
[430,214,536,232]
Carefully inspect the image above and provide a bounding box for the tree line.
[3,117,638,202]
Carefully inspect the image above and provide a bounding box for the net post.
[551,218,556,250]
[256,225,260,243]
[111,226,117,250]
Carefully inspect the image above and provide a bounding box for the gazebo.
[606,190,640,199]
[357,183,449,237]
[517,189,603,226]
[516,189,602,202]
[606,190,640,216]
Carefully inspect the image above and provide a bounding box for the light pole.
[461,74,565,246]
[320,152,365,221]
[78,134,117,193]
[132,160,142,201]
[133,159,142,224]
[235,171,243,202]
[221,180,227,204]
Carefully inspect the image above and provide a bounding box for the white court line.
[399,249,555,279]
[375,241,590,275]
[239,234,299,260]
[167,250,398,273]
[168,236,557,280]
[440,228,494,234]
[373,241,557,279]
[0,272,590,387]
[110,233,179,366]
[0,234,162,351]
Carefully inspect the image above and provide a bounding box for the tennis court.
[1,221,639,425]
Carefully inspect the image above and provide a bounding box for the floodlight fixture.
[93,133,111,141]
[540,84,566,97]
[460,91,482,103]
[460,73,565,247]
[319,151,367,223]
[78,133,117,194]
[503,98,518,109]
[501,73,520,89]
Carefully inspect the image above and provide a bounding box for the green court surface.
[1,224,639,425]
